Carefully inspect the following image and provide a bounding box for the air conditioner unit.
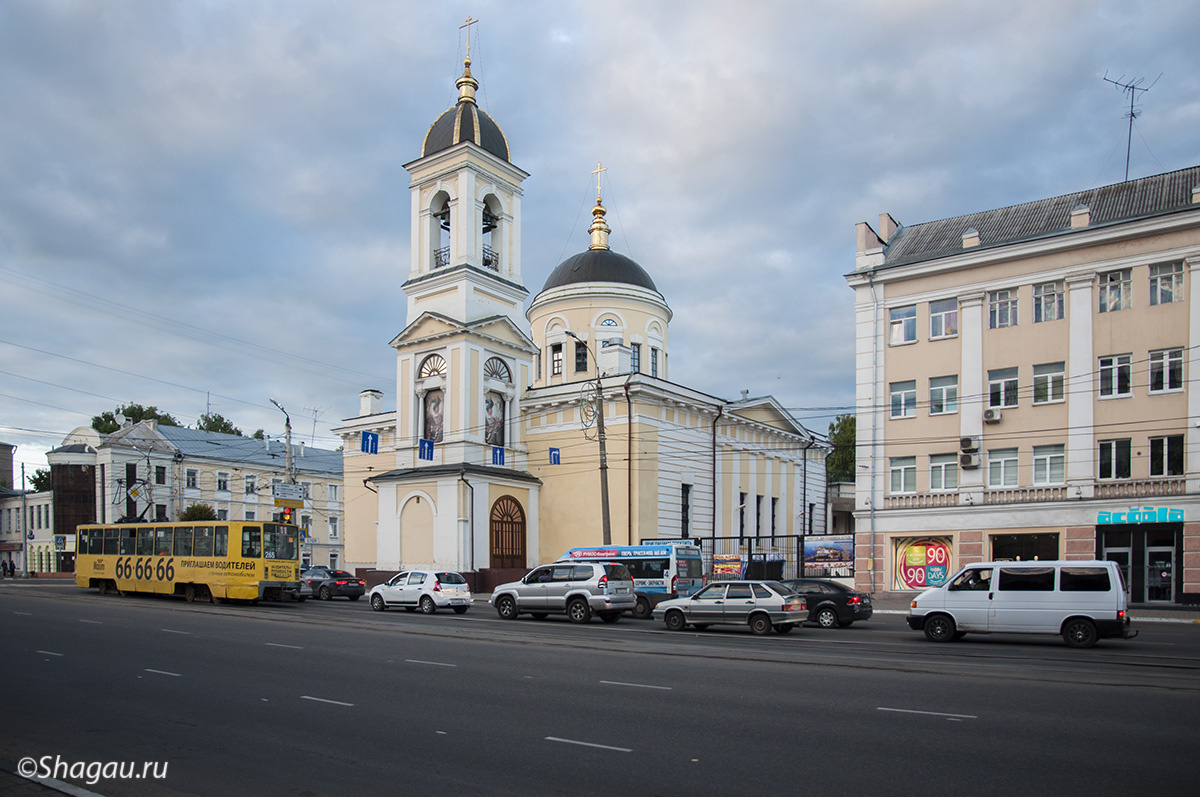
[983,408,1003,423]
[960,435,980,452]
[960,453,981,468]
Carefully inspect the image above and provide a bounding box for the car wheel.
[495,595,518,620]
[370,594,386,612]
[420,596,436,614]
[923,614,956,642]
[567,598,592,624]
[452,606,469,615]
[633,597,653,620]
[749,614,773,636]
[319,586,332,601]
[599,612,621,623]
[664,610,686,631]
[348,595,360,601]
[773,623,796,634]
[1063,618,1098,649]
[815,607,839,629]
[531,613,549,620]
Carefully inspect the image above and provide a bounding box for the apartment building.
[847,165,1200,605]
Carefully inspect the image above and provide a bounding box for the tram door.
[1145,547,1174,603]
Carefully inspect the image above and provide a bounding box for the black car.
[779,578,873,628]
[303,568,365,601]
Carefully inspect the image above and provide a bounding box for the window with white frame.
[1149,262,1183,306]
[631,343,641,373]
[329,516,340,539]
[889,456,916,493]
[244,475,257,495]
[988,289,1018,329]
[216,471,230,492]
[185,469,199,489]
[245,510,255,521]
[1149,348,1183,393]
[929,453,958,491]
[890,380,916,419]
[988,368,1019,408]
[1099,354,1132,398]
[301,515,311,531]
[987,448,1019,487]
[929,375,958,415]
[889,305,917,345]
[1032,444,1065,484]
[216,508,228,520]
[1033,362,1065,404]
[1098,439,1132,479]
[1149,435,1184,477]
[929,298,958,339]
[1098,269,1131,313]
[650,347,659,378]
[328,483,339,502]
[1034,281,1064,323]
[300,482,312,500]
[550,344,563,376]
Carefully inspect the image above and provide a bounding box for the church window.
[418,354,447,378]
[631,344,641,373]
[431,192,451,269]
[575,342,588,372]
[423,390,444,443]
[481,196,501,272]
[485,392,505,446]
[550,344,563,376]
[650,347,659,378]
[484,357,511,383]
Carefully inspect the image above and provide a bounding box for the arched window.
[423,390,444,443]
[431,192,451,268]
[418,354,447,378]
[600,318,618,327]
[484,392,505,446]
[481,194,502,272]
[483,357,511,383]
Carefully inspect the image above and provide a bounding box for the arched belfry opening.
[481,194,503,272]
[430,191,452,269]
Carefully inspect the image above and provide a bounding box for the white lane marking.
[405,659,457,667]
[877,707,977,720]
[301,695,355,707]
[79,619,102,624]
[600,680,672,691]
[266,642,303,649]
[161,629,190,635]
[545,736,632,753]
[37,650,64,657]
[14,611,32,616]
[144,669,182,677]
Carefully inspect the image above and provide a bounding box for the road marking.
[144,669,182,677]
[14,611,32,616]
[877,707,976,720]
[79,619,102,624]
[161,629,190,635]
[405,659,457,667]
[266,642,303,649]
[545,736,632,753]
[37,650,64,657]
[600,680,672,691]
[301,695,355,707]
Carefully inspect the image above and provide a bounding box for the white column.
[1187,258,1200,493]
[1066,273,1096,496]
[959,292,985,496]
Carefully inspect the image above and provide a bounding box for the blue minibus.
[558,543,705,619]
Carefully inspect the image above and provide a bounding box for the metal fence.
[694,535,854,581]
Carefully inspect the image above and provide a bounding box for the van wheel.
[1063,618,1098,649]
[633,597,653,620]
[495,595,518,620]
[749,614,773,636]
[664,610,687,631]
[567,598,592,624]
[923,614,956,642]
[816,607,839,628]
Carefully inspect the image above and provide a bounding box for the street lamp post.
[565,331,612,545]
[270,399,296,485]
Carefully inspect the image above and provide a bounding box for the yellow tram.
[75,521,302,603]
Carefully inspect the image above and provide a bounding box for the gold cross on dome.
[592,161,607,202]
[460,16,478,58]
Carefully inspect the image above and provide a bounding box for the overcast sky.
[2,0,1198,484]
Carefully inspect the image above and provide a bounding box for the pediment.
[727,396,809,438]
[390,311,533,351]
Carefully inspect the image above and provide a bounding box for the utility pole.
[566,331,612,545]
[21,462,29,578]
[270,399,296,484]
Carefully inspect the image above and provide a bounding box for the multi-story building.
[0,442,60,575]
[847,165,1200,606]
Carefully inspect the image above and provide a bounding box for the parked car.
[654,580,806,635]
[304,569,365,601]
[779,578,874,628]
[490,562,636,623]
[369,570,473,614]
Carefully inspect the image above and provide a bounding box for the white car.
[369,570,473,614]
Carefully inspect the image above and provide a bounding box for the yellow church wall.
[342,451,393,567]
[448,347,461,435]
[399,486,435,565]
[398,358,411,439]
[469,348,480,436]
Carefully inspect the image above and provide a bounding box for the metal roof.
[153,426,342,476]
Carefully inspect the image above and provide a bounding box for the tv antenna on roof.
[1103,70,1161,182]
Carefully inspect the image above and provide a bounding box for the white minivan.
[907,560,1136,648]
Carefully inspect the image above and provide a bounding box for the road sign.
[361,431,379,454]
[419,439,434,461]
[273,483,304,501]
[549,447,561,465]
[274,498,303,509]
[492,446,505,466]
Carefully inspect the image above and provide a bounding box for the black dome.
[422,103,509,162]
[543,249,658,292]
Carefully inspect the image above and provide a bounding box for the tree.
[251,429,265,439]
[28,468,51,492]
[826,413,857,484]
[180,503,217,521]
[197,413,242,436]
[92,403,180,434]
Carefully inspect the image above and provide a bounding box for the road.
[4,583,1198,796]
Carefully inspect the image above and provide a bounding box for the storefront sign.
[893,537,952,590]
[1098,506,1183,524]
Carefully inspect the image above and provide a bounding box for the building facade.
[847,166,1200,605]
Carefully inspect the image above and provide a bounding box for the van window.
[1060,567,1112,592]
[998,567,1055,591]
[949,568,992,591]
[626,558,669,579]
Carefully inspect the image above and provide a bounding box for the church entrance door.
[489,496,526,569]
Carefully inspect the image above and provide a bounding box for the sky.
[2,0,1198,486]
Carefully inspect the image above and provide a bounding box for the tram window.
[89,530,105,555]
[263,529,296,561]
[193,527,214,557]
[103,528,119,555]
[119,529,136,556]
[241,528,261,558]
[173,527,194,557]
[135,529,153,556]
[214,527,229,557]
[155,528,172,556]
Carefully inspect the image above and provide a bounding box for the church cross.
[592,161,607,202]
[460,16,478,58]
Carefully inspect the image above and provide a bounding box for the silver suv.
[490,562,635,623]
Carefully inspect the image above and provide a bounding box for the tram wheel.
[185,584,196,603]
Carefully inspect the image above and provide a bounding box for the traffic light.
[281,507,294,525]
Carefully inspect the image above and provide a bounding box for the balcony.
[1095,479,1185,499]
[881,478,1187,510]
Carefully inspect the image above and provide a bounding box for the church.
[332,50,829,590]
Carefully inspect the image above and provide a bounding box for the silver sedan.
[654,580,807,635]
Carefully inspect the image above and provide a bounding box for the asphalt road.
[4,583,1198,796]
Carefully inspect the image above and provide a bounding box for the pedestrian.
[2,559,9,578]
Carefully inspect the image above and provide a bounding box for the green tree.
[28,468,51,492]
[251,429,265,439]
[180,503,217,521]
[826,413,857,484]
[92,403,180,434]
[197,412,242,436]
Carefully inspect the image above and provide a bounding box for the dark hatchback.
[779,578,873,628]
[303,569,365,601]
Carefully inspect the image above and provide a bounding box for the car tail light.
[335,580,348,585]
[597,574,608,591]
[847,596,861,605]
[1118,609,1125,619]
[670,575,677,595]
[358,580,365,586]
[433,579,441,592]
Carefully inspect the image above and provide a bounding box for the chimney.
[1192,184,1200,205]
[740,389,750,401]
[264,436,271,451]
[360,389,383,416]
[1070,203,1090,229]
[856,221,885,255]
[299,441,305,457]
[961,228,981,248]
[878,213,899,244]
